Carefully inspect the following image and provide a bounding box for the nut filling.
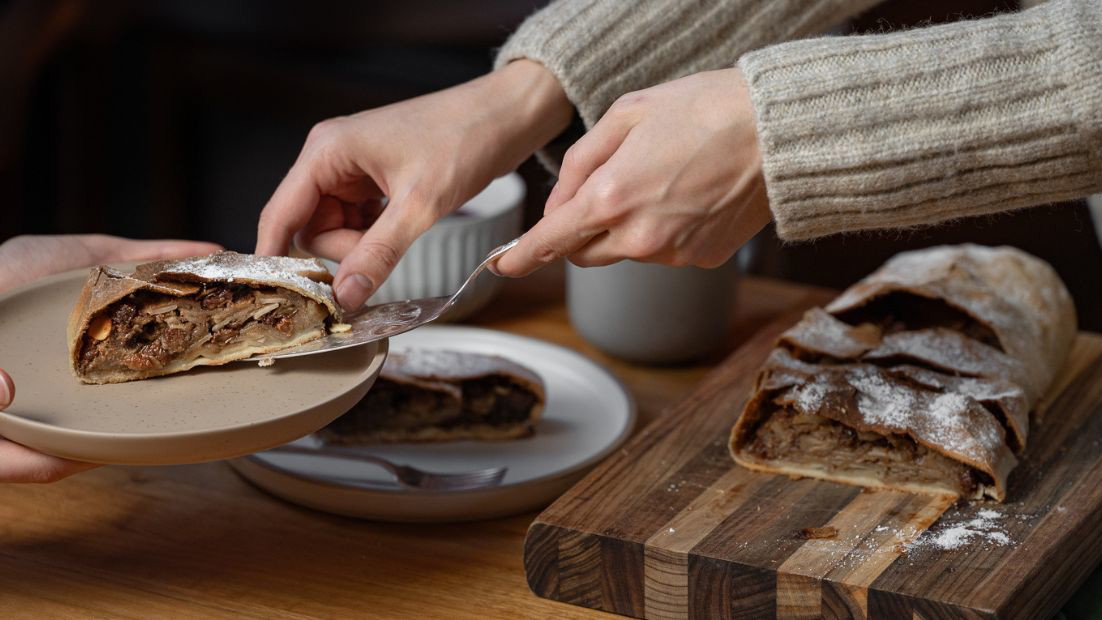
[320,376,540,444]
[77,283,328,377]
[744,405,989,497]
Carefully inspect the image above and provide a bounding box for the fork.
[250,237,521,361]
[267,443,508,491]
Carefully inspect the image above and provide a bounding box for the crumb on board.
[330,322,352,334]
[799,526,839,540]
[258,357,275,368]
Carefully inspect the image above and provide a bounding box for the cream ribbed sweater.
[496,0,1102,241]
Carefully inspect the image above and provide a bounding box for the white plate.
[230,326,636,522]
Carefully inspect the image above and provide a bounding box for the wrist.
[501,60,573,138]
[479,59,573,170]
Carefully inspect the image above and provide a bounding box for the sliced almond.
[257,296,285,305]
[212,307,253,331]
[211,316,235,332]
[251,303,280,320]
[89,315,112,341]
[146,303,178,315]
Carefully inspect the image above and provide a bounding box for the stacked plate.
[0,268,635,522]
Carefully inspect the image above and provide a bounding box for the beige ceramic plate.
[0,268,388,465]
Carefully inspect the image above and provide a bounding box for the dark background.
[2,0,1099,327]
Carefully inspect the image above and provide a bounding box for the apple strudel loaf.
[730,245,1075,501]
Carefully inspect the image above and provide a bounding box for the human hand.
[0,234,221,482]
[0,234,222,294]
[495,67,771,276]
[255,59,573,310]
[0,370,97,482]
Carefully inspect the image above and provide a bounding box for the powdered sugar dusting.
[783,308,878,359]
[867,328,1039,401]
[156,252,336,313]
[910,508,1013,551]
[386,348,542,389]
[791,364,1005,466]
[870,329,1008,377]
[793,381,829,412]
[847,367,916,428]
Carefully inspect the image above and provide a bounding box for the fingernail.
[488,254,507,277]
[335,273,373,310]
[0,373,11,408]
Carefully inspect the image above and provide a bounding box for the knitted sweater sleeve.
[494,0,881,165]
[739,0,1102,240]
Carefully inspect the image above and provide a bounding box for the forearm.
[457,59,574,175]
[495,0,881,131]
[740,0,1102,240]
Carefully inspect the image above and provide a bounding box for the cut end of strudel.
[318,349,545,443]
[730,245,1075,502]
[69,252,343,384]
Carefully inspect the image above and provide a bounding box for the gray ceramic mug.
[566,255,741,364]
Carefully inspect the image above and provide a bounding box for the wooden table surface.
[0,266,871,619]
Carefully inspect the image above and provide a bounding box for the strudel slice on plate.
[730,245,1075,501]
[318,349,545,443]
[69,252,342,384]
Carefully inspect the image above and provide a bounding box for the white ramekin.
[359,173,524,321]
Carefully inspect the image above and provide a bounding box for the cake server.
[240,238,519,362]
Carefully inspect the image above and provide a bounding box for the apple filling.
[319,376,541,443]
[76,283,328,381]
[741,404,989,498]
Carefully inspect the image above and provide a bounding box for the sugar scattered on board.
[909,508,1013,551]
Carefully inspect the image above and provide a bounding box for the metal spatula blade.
[237,238,518,362]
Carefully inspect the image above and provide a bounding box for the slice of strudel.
[69,252,342,384]
[318,349,545,443]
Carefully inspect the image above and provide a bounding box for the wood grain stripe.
[557,529,604,609]
[835,493,954,589]
[775,490,954,619]
[643,467,770,619]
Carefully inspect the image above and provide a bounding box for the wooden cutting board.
[524,311,1102,619]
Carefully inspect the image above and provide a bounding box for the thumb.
[113,238,224,262]
[0,369,14,410]
[82,235,223,263]
[494,197,604,277]
[331,203,435,311]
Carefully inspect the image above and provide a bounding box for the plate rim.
[233,324,637,496]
